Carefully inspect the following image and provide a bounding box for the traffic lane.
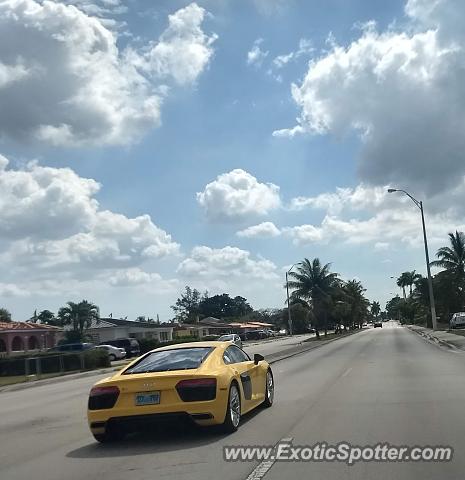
[0,330,376,480]
[243,333,316,357]
[266,325,465,480]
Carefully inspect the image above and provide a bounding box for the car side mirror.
[254,353,264,365]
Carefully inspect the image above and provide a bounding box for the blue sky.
[1,0,465,320]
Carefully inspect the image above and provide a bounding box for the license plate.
[135,391,160,406]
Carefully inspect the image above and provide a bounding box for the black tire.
[262,369,274,408]
[221,382,241,433]
[109,354,116,361]
[92,425,124,443]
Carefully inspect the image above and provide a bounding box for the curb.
[406,326,459,351]
[0,365,124,393]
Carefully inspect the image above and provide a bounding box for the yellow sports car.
[87,341,274,442]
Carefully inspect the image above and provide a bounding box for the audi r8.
[87,341,274,442]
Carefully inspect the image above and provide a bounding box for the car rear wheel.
[92,425,124,443]
[262,369,274,408]
[222,383,241,433]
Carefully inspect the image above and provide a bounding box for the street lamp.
[387,188,438,330]
[285,263,299,336]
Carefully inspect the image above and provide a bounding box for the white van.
[450,312,465,329]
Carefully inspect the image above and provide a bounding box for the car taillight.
[88,386,120,410]
[176,378,216,402]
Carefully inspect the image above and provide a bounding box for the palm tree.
[58,300,99,338]
[287,258,339,337]
[342,280,370,328]
[396,273,410,299]
[371,301,381,318]
[431,231,465,283]
[403,270,421,296]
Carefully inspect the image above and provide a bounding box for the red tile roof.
[0,322,61,331]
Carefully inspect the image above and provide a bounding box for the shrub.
[83,349,110,369]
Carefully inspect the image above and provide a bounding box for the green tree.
[396,273,410,299]
[341,280,370,329]
[386,295,403,320]
[37,309,55,324]
[199,294,253,318]
[431,230,465,291]
[171,286,203,322]
[57,300,99,338]
[371,301,381,318]
[284,302,313,334]
[403,270,421,296]
[0,307,12,323]
[287,258,340,337]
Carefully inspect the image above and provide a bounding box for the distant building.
[0,322,62,356]
[85,317,174,344]
[175,317,234,338]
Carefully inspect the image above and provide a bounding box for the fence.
[0,349,110,381]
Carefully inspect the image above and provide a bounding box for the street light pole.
[286,263,299,336]
[420,200,438,331]
[286,271,293,336]
[387,189,438,330]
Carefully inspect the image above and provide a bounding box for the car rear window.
[123,347,213,374]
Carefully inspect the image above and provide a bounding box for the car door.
[224,346,262,410]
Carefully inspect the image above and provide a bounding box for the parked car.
[48,342,94,352]
[100,338,140,358]
[95,344,126,361]
[265,329,276,337]
[218,334,242,348]
[244,330,260,340]
[450,312,465,329]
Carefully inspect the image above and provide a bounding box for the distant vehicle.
[48,342,94,352]
[265,329,276,337]
[450,312,465,329]
[100,338,140,358]
[218,334,242,348]
[244,330,261,340]
[373,321,383,328]
[95,345,126,361]
[277,329,287,336]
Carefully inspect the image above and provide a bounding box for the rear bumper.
[88,394,229,434]
[89,410,219,435]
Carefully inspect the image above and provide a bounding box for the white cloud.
[247,38,269,67]
[177,245,278,280]
[140,3,217,86]
[374,242,390,251]
[273,38,314,69]
[237,222,281,238]
[289,184,391,215]
[0,154,179,273]
[0,156,99,240]
[275,0,465,195]
[0,1,215,146]
[197,169,281,222]
[283,182,465,247]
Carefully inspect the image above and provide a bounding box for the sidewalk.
[408,325,465,351]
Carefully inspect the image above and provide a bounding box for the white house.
[85,318,174,344]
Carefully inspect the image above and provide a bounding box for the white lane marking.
[341,367,352,377]
[245,437,293,480]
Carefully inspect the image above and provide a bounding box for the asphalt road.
[2,322,465,480]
